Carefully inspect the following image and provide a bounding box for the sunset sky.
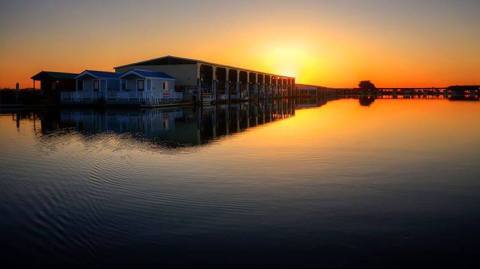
[0,0,479,88]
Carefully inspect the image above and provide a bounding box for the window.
[93,80,99,91]
[163,81,168,91]
[77,80,83,91]
[121,80,127,91]
[137,80,145,91]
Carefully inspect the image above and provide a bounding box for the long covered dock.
[115,56,296,104]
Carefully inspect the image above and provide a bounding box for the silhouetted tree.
[358,81,377,93]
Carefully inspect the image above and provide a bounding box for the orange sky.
[0,0,479,89]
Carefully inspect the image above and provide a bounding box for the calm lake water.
[1,98,480,268]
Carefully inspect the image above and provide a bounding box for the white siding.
[83,79,94,91]
[126,80,136,90]
[107,79,120,91]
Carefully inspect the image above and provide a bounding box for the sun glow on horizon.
[252,42,324,84]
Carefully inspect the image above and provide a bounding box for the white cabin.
[118,69,181,106]
[61,70,120,104]
[60,69,181,106]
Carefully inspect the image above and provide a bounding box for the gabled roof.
[114,55,294,78]
[31,71,78,80]
[76,70,120,79]
[115,56,198,69]
[120,69,175,80]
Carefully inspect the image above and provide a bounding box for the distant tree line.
[447,85,480,93]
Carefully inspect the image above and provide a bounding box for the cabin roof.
[116,56,198,68]
[121,69,175,80]
[31,71,78,80]
[115,55,294,78]
[76,70,120,79]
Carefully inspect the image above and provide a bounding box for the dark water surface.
[1,98,480,268]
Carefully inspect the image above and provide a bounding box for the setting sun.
[253,42,322,84]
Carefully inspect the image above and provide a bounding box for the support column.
[275,77,278,98]
[197,64,202,104]
[288,79,292,97]
[276,78,279,98]
[226,68,230,103]
[236,107,240,132]
[256,74,260,99]
[236,72,240,101]
[286,79,289,97]
[269,76,273,99]
[212,107,217,138]
[265,75,268,99]
[271,76,274,99]
[246,72,250,100]
[279,78,282,98]
[270,77,273,99]
[269,102,273,121]
[212,66,217,104]
[258,75,262,99]
[225,105,230,135]
[196,106,202,144]
[246,104,250,128]
[292,78,297,98]
[262,105,266,123]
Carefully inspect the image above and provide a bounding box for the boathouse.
[31,71,77,103]
[115,55,295,103]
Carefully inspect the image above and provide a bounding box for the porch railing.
[62,90,184,105]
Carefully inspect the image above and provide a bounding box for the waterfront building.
[118,69,180,106]
[115,55,296,103]
[31,71,77,104]
[60,69,180,106]
[32,55,296,106]
[61,70,120,105]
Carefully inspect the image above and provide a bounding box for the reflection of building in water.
[3,97,331,146]
[34,99,295,148]
[295,95,343,109]
[6,94,478,150]
[59,109,197,146]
